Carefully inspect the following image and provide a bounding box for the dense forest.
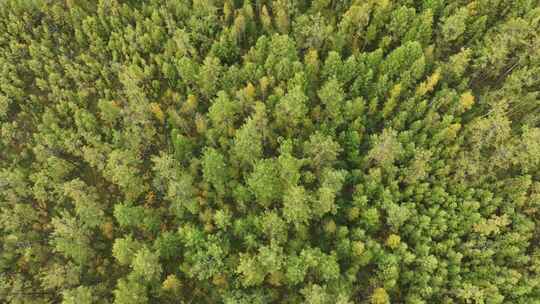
[1,0,539,303]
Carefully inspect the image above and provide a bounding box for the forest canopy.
[1,0,540,303]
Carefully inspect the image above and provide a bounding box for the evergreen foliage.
[1,0,540,303]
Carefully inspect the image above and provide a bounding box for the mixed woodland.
[1,0,540,303]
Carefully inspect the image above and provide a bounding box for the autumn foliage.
[1,1,540,303]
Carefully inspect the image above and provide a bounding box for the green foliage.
[233,117,264,166]
[62,286,95,304]
[131,247,162,282]
[112,235,141,266]
[202,148,229,195]
[367,128,403,167]
[283,185,312,226]
[50,212,92,265]
[1,1,539,303]
[247,159,282,207]
[113,278,147,304]
[275,84,309,134]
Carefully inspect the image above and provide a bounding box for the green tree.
[62,286,95,304]
[114,277,148,304]
[202,148,229,195]
[131,247,162,282]
[113,235,142,266]
[247,159,283,207]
